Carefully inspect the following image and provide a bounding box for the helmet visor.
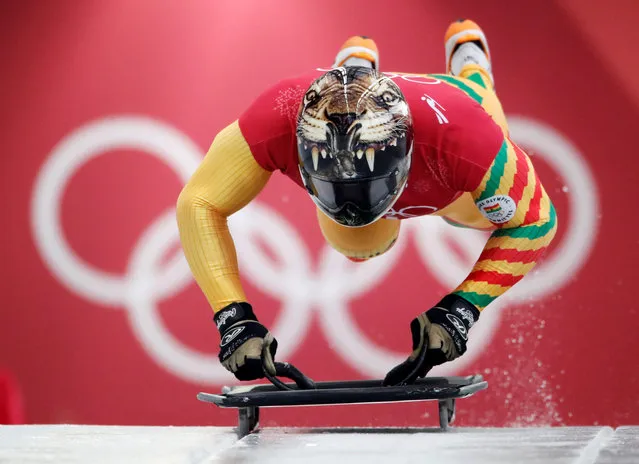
[303,172,403,227]
[311,176,397,213]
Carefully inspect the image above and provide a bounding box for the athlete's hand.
[383,295,480,386]
[214,302,278,381]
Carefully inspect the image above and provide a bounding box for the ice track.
[0,425,637,463]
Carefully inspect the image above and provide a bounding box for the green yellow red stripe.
[506,141,530,207]
[466,71,488,89]
[456,200,557,311]
[466,270,525,287]
[477,246,547,264]
[452,291,496,310]
[494,141,518,199]
[431,74,484,104]
[484,232,556,251]
[472,259,537,276]
[451,100,559,312]
[523,172,543,224]
[492,204,557,239]
[506,153,537,226]
[476,140,509,201]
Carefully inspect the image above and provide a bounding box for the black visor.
[311,176,397,213]
[301,169,405,227]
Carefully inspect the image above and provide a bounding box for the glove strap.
[435,294,480,329]
[214,302,257,333]
[428,294,481,355]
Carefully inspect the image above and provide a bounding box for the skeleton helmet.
[297,66,413,227]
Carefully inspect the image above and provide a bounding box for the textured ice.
[594,427,639,463]
[0,425,236,464]
[210,427,615,464]
[0,425,637,463]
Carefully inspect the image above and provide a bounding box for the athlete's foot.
[333,35,379,70]
[444,19,494,85]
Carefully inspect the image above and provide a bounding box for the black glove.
[214,302,278,381]
[383,294,480,386]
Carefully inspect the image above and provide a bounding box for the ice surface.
[0,425,237,464]
[211,427,614,464]
[594,427,639,463]
[0,425,637,464]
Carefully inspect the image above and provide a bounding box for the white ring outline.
[31,117,202,306]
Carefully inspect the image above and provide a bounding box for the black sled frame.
[197,361,488,437]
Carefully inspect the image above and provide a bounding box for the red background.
[2,0,638,427]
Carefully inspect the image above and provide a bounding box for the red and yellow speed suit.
[177,65,557,313]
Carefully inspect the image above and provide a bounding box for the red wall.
[2,0,638,427]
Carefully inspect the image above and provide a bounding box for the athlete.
[176,20,558,385]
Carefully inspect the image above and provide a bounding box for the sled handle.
[262,361,316,391]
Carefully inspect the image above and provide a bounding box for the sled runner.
[197,361,488,437]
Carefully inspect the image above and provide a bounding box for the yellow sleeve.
[176,120,271,312]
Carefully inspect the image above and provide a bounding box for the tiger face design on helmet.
[297,66,413,227]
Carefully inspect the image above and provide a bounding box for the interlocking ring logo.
[31,115,598,384]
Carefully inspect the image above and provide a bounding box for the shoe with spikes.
[333,35,379,70]
[444,19,493,85]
